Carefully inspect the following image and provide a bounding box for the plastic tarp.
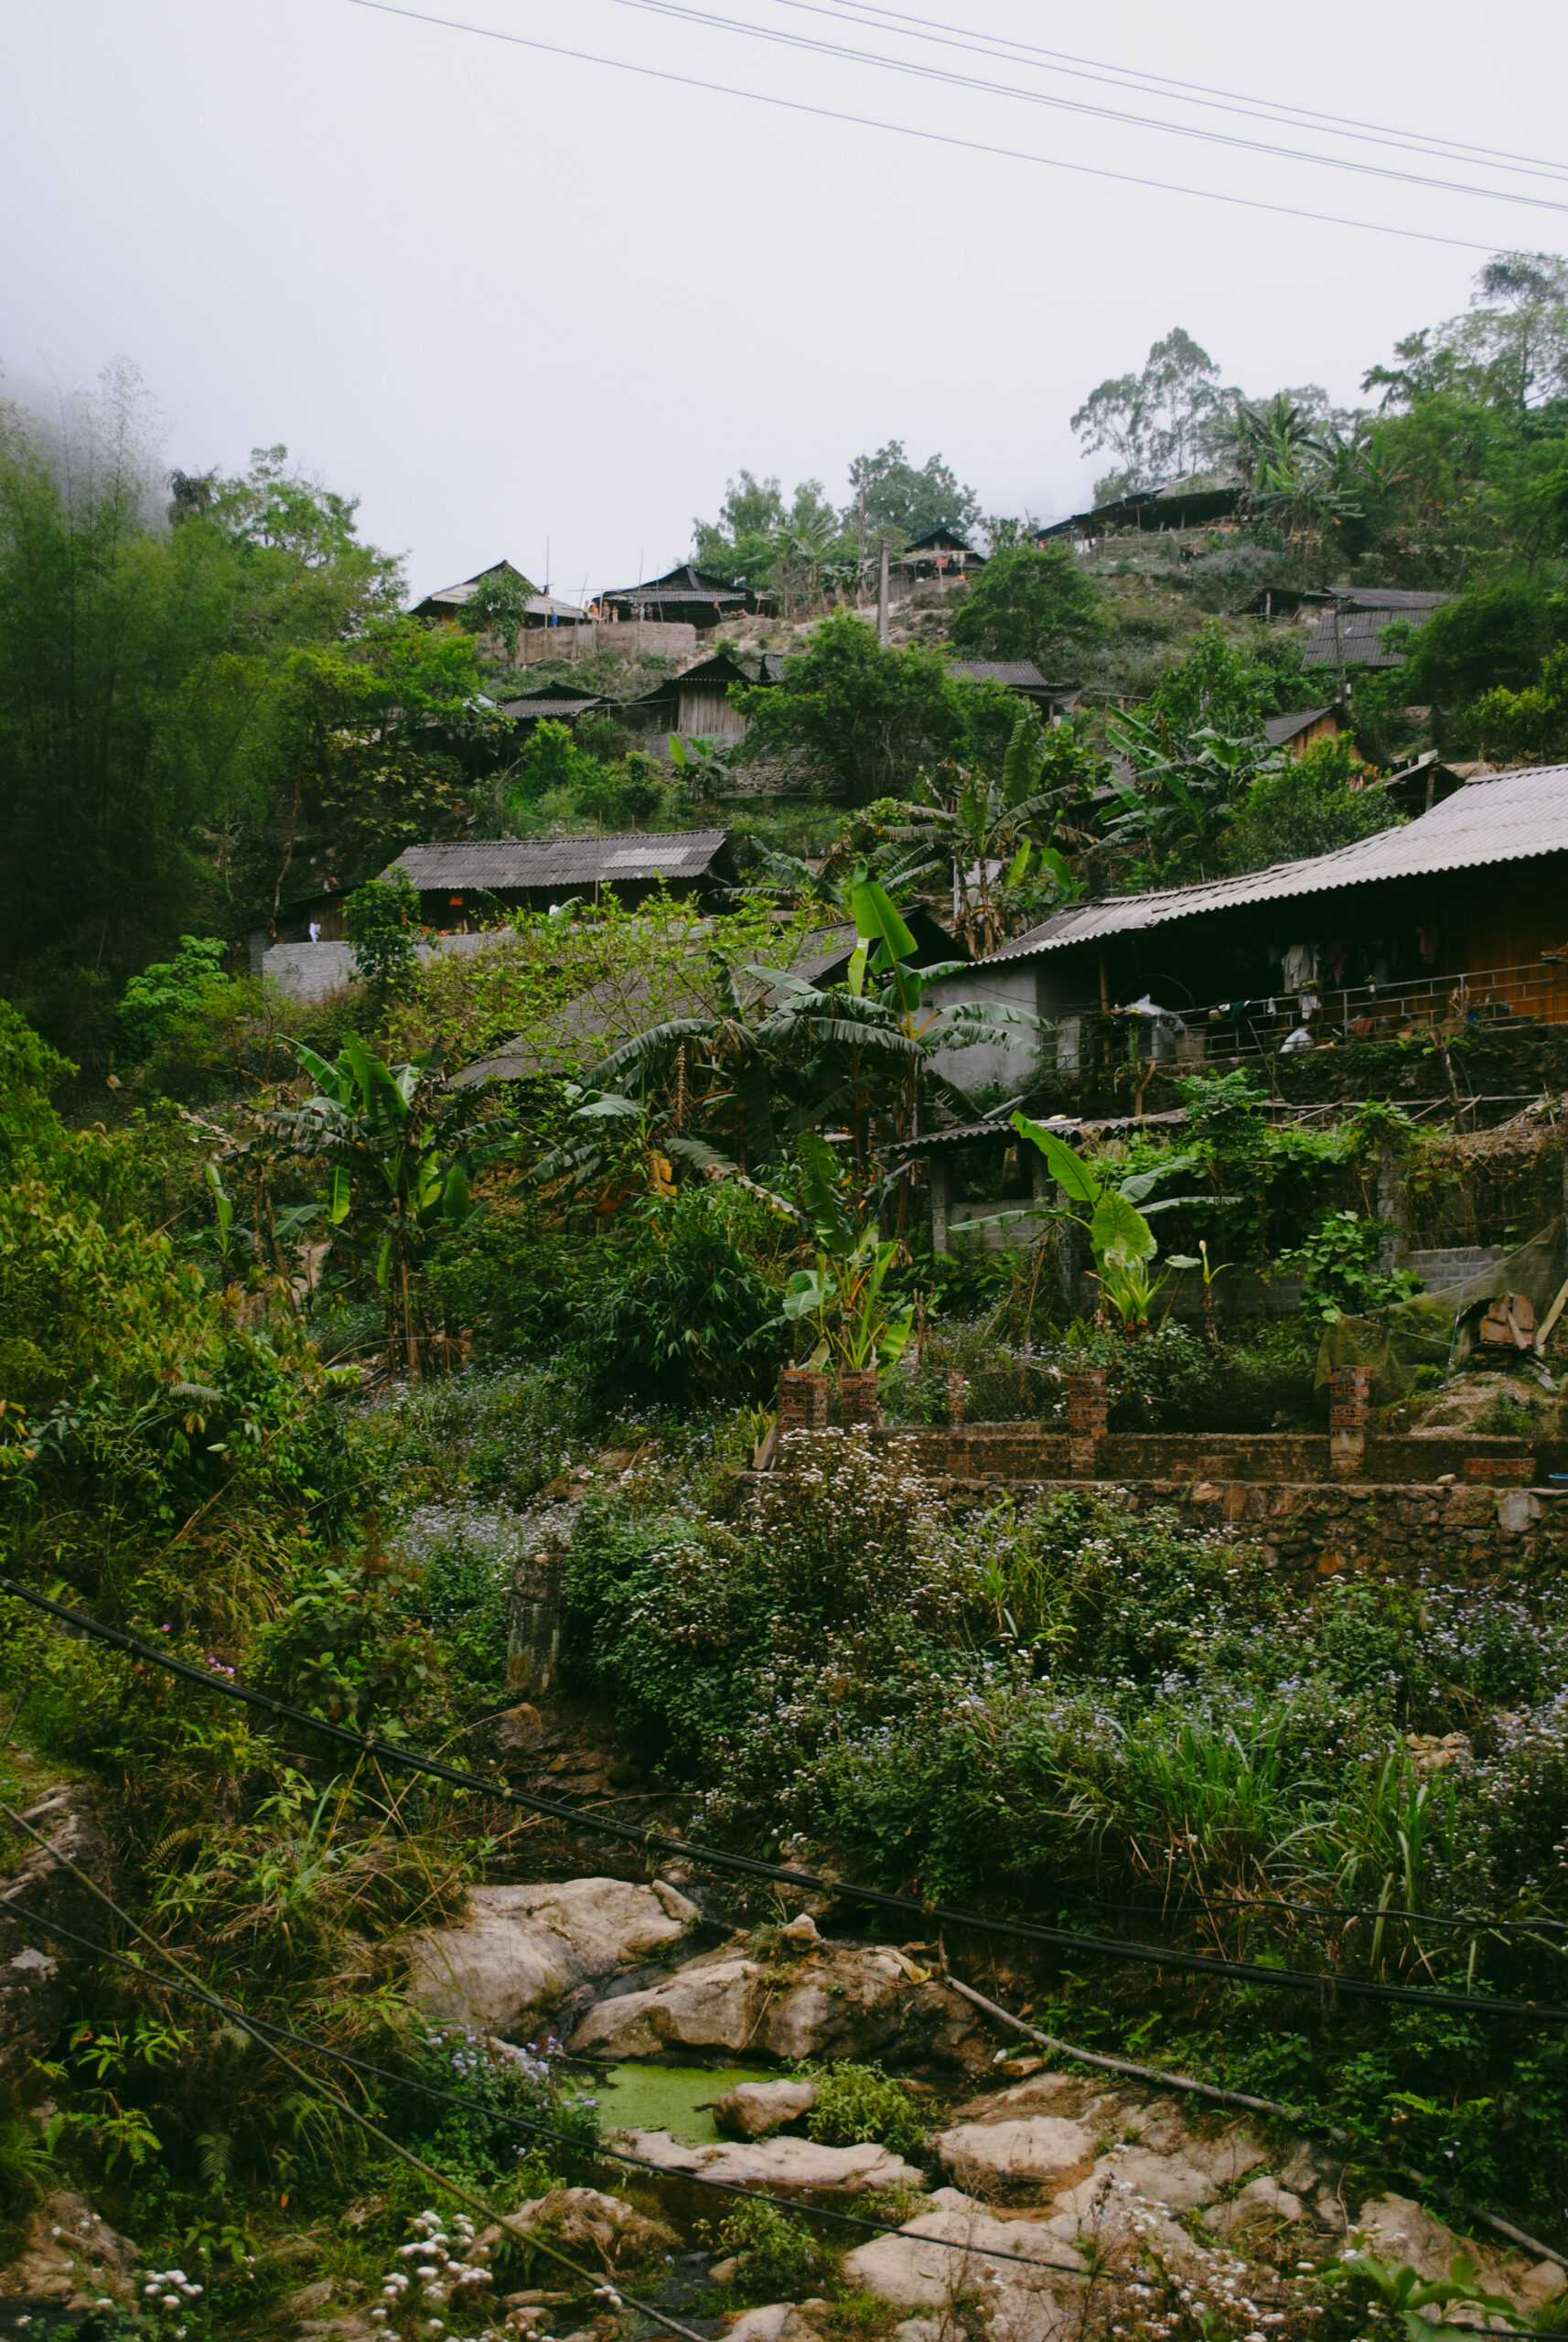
[1314,1218,1566,1404]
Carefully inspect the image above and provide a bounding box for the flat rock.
[936,2116,1096,2190]
[402,1877,700,2036]
[842,2187,1079,2340]
[714,2079,818,2139]
[570,1940,977,2064]
[1354,2193,1560,2312]
[616,2129,924,2195]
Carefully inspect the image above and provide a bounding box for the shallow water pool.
[584,2061,780,2144]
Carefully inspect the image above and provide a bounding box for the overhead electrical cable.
[8,1575,1568,2023]
[5,1896,1085,2282]
[344,0,1512,257]
[808,0,1568,185]
[595,0,1568,215]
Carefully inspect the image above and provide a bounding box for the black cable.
[12,1902,1086,2281]
[811,0,1568,183]
[344,0,1508,258]
[597,0,1568,215]
[8,1575,1568,2024]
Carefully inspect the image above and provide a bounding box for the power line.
[809,0,1568,185]
[10,1899,1086,2282]
[344,0,1510,257]
[596,0,1568,216]
[9,1574,1568,2023]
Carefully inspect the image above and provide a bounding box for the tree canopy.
[948,543,1108,672]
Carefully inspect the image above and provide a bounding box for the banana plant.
[781,1129,914,1371]
[267,1037,514,1374]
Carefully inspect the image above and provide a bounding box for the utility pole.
[857,478,867,604]
[877,534,889,647]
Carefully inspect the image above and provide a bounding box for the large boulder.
[401,1876,700,2036]
[714,2079,817,2139]
[617,2128,924,2195]
[841,2186,1080,2341]
[570,1940,980,2065]
[0,2191,140,2308]
[487,2188,677,2268]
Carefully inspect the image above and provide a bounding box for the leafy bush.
[344,869,422,988]
[713,2195,821,2296]
[568,1187,789,1402]
[801,2061,927,2157]
[1283,1208,1423,1324]
[1225,738,1402,874]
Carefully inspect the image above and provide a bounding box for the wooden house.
[412,559,586,634]
[381,833,736,927]
[946,659,1078,716]
[1262,705,1345,757]
[1036,473,1242,545]
[895,527,987,580]
[624,650,783,749]
[599,564,758,630]
[928,761,1568,1085]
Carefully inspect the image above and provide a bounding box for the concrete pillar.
[1328,1364,1370,1479]
[929,1153,949,1256]
[1376,1144,1405,1275]
[508,1550,563,1697]
[1068,1369,1108,1478]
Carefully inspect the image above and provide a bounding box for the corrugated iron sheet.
[986,764,1568,963]
[388,833,728,889]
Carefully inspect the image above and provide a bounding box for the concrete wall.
[515,620,697,664]
[860,1424,1542,1486]
[927,962,1045,1093]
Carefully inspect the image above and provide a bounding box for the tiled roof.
[386,833,730,891]
[602,564,749,604]
[980,763,1568,963]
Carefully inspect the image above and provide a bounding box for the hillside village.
[11,253,1568,2342]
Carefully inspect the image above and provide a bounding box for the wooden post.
[929,1152,949,1255]
[878,538,890,647]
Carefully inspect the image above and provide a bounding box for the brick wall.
[865,1424,1541,1486]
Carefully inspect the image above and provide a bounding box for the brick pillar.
[778,1366,829,1434]
[1328,1364,1370,1480]
[946,1370,967,1426]
[838,1368,882,1428]
[1068,1369,1108,1478]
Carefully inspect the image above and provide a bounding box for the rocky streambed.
[6,1867,1564,2342]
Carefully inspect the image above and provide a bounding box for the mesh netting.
[1315,1216,1566,1404]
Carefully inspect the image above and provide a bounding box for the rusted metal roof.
[983,763,1568,963]
[946,659,1051,690]
[386,833,730,892]
[602,564,749,605]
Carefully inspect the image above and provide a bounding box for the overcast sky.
[4,0,1564,604]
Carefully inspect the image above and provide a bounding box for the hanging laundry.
[1326,941,1348,982]
[1282,940,1318,990]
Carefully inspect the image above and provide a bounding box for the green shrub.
[802,2061,927,2158]
[714,2195,821,2296]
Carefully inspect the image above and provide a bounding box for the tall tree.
[948,543,1108,672]
[1071,328,1240,500]
[843,441,981,544]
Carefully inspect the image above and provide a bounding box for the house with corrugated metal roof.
[622,649,782,750]
[928,761,1568,1090]
[412,559,586,632]
[945,659,1078,715]
[382,833,736,926]
[1301,586,1452,671]
[599,564,760,630]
